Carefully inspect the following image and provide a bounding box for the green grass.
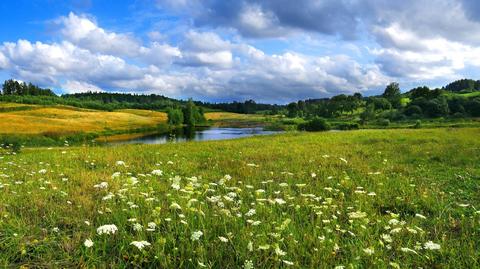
[0,128,479,268]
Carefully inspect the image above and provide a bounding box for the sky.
[1,0,480,103]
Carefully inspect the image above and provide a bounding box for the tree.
[182,99,206,126]
[167,108,183,125]
[360,104,375,123]
[382,82,402,108]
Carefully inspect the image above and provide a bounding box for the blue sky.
[1,0,480,103]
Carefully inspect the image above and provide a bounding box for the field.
[0,128,478,268]
[0,103,168,135]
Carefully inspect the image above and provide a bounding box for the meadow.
[0,128,478,268]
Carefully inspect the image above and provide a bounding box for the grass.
[0,103,167,135]
[0,128,478,268]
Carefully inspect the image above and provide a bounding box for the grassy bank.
[0,128,478,267]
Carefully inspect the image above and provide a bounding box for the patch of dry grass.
[0,106,167,134]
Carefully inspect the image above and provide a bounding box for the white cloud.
[59,12,141,57]
[62,80,103,93]
[371,24,480,80]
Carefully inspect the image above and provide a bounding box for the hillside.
[0,102,168,135]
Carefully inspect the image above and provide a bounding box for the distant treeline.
[1,78,480,121]
[286,80,480,123]
[2,79,56,96]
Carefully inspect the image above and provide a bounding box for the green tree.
[382,82,402,108]
[167,108,184,125]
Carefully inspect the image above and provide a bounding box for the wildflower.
[130,240,151,250]
[243,260,254,269]
[400,247,418,254]
[52,227,59,233]
[363,247,375,256]
[93,182,108,189]
[415,213,427,219]
[111,172,121,178]
[116,161,126,166]
[84,238,94,248]
[151,169,163,176]
[311,173,317,178]
[170,202,182,210]
[218,236,229,243]
[191,230,203,241]
[339,158,348,164]
[275,198,286,205]
[348,211,367,219]
[247,241,253,252]
[38,169,47,174]
[97,224,118,235]
[381,234,392,243]
[283,260,294,266]
[424,241,441,250]
[258,244,270,250]
[274,245,287,256]
[147,222,156,231]
[133,223,143,232]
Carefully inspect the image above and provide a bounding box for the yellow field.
[205,112,265,120]
[0,102,37,108]
[0,103,167,134]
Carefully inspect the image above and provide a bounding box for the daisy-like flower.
[363,247,375,256]
[424,241,441,250]
[218,236,229,243]
[130,240,151,250]
[84,238,94,248]
[151,170,163,176]
[243,260,254,269]
[191,230,203,241]
[97,224,118,235]
[133,223,143,232]
[115,161,126,166]
[93,182,108,189]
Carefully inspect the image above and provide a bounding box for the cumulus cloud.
[3,1,480,102]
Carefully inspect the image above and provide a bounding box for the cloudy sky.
[0,0,479,103]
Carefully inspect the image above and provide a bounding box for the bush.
[404,105,423,116]
[336,122,359,130]
[377,119,390,127]
[413,120,422,129]
[298,117,331,132]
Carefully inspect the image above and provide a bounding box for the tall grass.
[0,128,478,267]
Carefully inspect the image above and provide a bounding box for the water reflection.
[112,127,280,145]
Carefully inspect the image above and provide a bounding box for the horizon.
[1,0,480,103]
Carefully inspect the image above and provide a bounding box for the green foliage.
[404,105,423,117]
[444,78,480,92]
[382,82,402,108]
[360,104,376,123]
[182,99,206,126]
[336,122,359,130]
[298,117,331,131]
[2,79,55,96]
[167,108,184,125]
[376,118,390,127]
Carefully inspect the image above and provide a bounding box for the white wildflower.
[97,224,118,235]
[424,241,441,250]
[84,238,94,248]
[151,169,163,176]
[191,230,203,241]
[130,240,151,250]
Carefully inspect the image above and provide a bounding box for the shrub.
[336,122,359,130]
[413,120,422,129]
[298,117,331,132]
[404,105,423,116]
[377,119,390,127]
